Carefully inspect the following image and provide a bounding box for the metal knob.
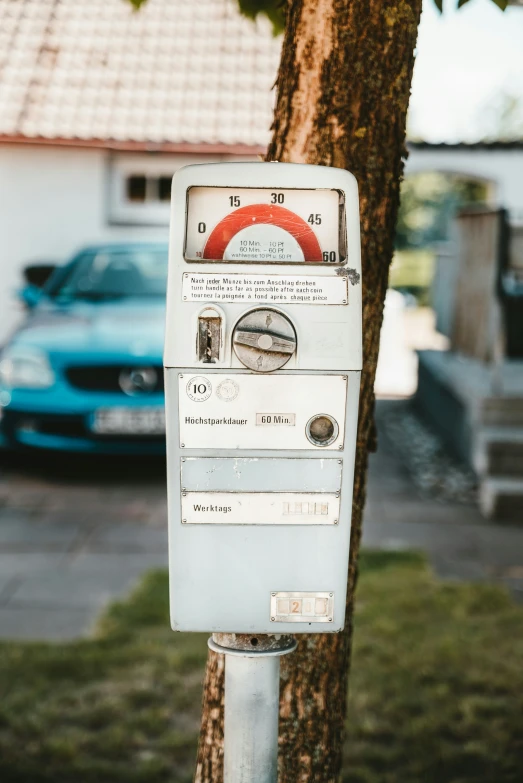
[233,309,296,373]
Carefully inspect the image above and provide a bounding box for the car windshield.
[49,248,168,300]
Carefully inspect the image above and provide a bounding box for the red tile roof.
[0,0,280,149]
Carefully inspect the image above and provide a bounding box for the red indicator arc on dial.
[202,204,323,262]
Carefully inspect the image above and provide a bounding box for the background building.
[0,0,280,341]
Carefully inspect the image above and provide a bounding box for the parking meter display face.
[184,187,345,264]
[164,162,362,634]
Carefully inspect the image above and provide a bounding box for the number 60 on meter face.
[164,161,362,635]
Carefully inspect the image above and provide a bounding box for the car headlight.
[0,347,55,389]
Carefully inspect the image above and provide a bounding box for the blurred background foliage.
[237,0,285,34]
[126,0,509,35]
[396,173,487,252]
[392,172,488,305]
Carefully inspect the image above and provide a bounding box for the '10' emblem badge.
[186,376,212,402]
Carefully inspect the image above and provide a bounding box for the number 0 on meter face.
[184,187,346,265]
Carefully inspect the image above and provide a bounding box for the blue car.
[0,243,168,454]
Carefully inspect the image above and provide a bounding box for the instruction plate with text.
[182,273,348,305]
[182,492,340,525]
[178,373,348,450]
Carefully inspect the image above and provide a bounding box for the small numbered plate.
[270,591,334,623]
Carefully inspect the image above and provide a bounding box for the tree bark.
[194,2,422,781]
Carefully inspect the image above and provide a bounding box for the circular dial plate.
[233,309,297,373]
[185,187,344,264]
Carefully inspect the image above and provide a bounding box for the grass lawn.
[1,552,522,783]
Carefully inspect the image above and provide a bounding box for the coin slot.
[197,307,223,363]
[306,414,339,447]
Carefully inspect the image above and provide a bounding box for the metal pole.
[224,653,279,783]
[208,633,297,783]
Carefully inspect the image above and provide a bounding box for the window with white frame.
[108,153,228,226]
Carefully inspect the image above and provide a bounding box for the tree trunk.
[194,2,422,781]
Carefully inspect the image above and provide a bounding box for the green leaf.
[433,0,443,11]
[237,0,286,35]
[456,0,508,9]
[126,0,286,29]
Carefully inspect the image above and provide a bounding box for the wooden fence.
[450,208,506,363]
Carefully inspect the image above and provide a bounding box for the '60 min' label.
[256,413,296,426]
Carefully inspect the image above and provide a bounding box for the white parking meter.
[164,162,362,634]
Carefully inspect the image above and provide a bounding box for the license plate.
[91,407,165,435]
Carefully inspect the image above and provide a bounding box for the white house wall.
[406,146,523,221]
[2,142,522,345]
[0,144,253,344]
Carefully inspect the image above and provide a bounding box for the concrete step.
[479,477,523,521]
[474,427,523,478]
[480,398,523,427]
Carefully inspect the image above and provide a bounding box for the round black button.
[306,414,339,447]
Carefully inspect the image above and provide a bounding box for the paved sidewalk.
[0,406,522,640]
[363,430,523,599]
[0,456,168,640]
